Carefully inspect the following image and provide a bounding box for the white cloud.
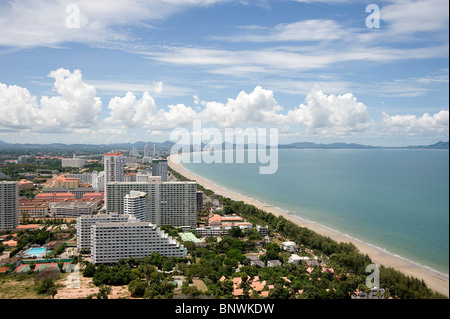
[0,0,230,48]
[105,91,157,128]
[216,19,350,43]
[0,83,39,130]
[38,69,102,130]
[381,110,449,135]
[198,86,285,127]
[286,86,372,134]
[144,44,447,77]
[105,86,285,131]
[0,68,102,133]
[381,0,449,35]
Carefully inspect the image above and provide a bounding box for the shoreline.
[167,153,449,297]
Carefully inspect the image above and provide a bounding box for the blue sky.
[0,0,448,147]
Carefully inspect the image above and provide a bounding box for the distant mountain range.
[0,140,448,153]
[279,141,449,150]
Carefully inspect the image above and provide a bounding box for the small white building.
[282,241,296,253]
[288,254,302,265]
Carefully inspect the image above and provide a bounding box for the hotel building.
[105,178,197,228]
[87,215,186,264]
[76,213,130,250]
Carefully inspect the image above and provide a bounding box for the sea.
[180,149,449,276]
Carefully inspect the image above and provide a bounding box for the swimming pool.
[23,247,47,258]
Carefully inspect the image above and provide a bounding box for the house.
[247,255,265,267]
[288,254,302,265]
[282,241,296,252]
[2,240,17,247]
[267,260,282,267]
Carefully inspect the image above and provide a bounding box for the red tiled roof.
[0,267,10,273]
[104,152,123,156]
[16,225,40,229]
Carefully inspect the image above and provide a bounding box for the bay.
[182,149,449,275]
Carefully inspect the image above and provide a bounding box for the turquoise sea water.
[181,149,449,275]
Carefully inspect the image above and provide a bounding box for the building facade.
[152,158,168,182]
[49,200,100,218]
[105,180,197,228]
[0,181,19,231]
[91,218,187,264]
[62,155,85,168]
[124,190,148,222]
[104,152,125,184]
[76,213,131,250]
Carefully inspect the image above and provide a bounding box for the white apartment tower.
[104,152,124,184]
[0,181,19,231]
[124,190,148,222]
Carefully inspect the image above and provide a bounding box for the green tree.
[36,278,56,295]
[128,279,148,297]
[97,285,112,299]
[228,226,244,238]
[83,263,96,277]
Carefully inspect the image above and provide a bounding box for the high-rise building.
[144,144,150,158]
[105,179,197,228]
[0,181,19,231]
[104,152,124,184]
[76,213,131,250]
[153,144,157,157]
[91,218,187,264]
[152,158,168,182]
[91,171,105,192]
[124,190,148,222]
[130,146,140,157]
[196,191,204,213]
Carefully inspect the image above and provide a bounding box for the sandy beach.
[168,154,449,297]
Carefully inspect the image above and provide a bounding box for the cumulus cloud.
[0,83,39,130]
[105,91,157,128]
[381,110,449,135]
[198,86,285,127]
[0,68,102,133]
[106,85,286,131]
[2,69,447,143]
[105,91,196,130]
[286,86,372,134]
